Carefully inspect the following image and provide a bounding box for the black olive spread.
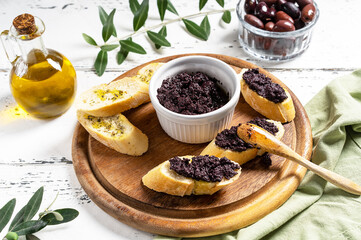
[169,155,240,182]
[156,72,229,115]
[215,117,279,152]
[248,117,279,136]
[243,68,287,103]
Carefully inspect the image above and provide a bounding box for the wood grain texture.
[72,53,313,237]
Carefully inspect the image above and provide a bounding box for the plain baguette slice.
[77,110,148,156]
[240,77,296,123]
[200,120,284,165]
[142,156,241,197]
[76,76,149,117]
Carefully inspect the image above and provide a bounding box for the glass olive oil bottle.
[1,14,76,118]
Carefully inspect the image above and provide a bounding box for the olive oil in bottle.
[1,14,76,118]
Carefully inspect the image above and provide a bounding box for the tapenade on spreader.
[201,117,285,165]
[142,155,241,196]
[240,69,295,123]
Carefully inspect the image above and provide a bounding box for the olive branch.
[82,0,234,76]
[0,187,78,240]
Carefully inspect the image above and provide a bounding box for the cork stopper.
[13,13,37,35]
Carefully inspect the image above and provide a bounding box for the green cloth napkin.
[155,69,361,240]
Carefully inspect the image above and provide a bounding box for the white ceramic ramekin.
[149,56,240,144]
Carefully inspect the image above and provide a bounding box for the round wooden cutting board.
[72,54,313,238]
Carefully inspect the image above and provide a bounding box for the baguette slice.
[77,110,148,156]
[76,76,149,117]
[201,120,284,165]
[142,155,241,196]
[137,62,164,84]
[240,77,295,123]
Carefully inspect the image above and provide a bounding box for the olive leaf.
[101,44,119,51]
[200,15,210,38]
[8,206,26,231]
[216,0,224,7]
[155,26,167,49]
[98,6,108,25]
[13,220,47,236]
[129,0,140,15]
[94,50,108,76]
[26,234,40,240]
[157,0,168,21]
[117,47,129,65]
[133,0,149,31]
[41,209,79,225]
[199,0,208,11]
[182,19,208,40]
[0,198,16,233]
[98,7,117,37]
[221,10,231,23]
[23,187,44,222]
[147,31,171,48]
[82,33,97,46]
[166,0,178,15]
[102,9,117,42]
[119,39,146,54]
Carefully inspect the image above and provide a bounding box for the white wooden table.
[0,0,359,239]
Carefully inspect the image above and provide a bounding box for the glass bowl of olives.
[237,0,319,61]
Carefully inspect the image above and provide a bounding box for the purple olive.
[275,0,287,11]
[301,3,316,23]
[265,21,275,31]
[273,20,295,32]
[269,7,276,18]
[255,2,276,21]
[245,0,258,14]
[281,2,301,20]
[244,14,265,29]
[259,0,277,7]
[296,0,313,9]
[276,11,294,24]
[294,19,305,29]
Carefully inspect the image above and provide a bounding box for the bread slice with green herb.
[201,118,284,165]
[75,63,164,117]
[137,62,164,85]
[75,76,149,117]
[142,155,241,196]
[77,110,148,156]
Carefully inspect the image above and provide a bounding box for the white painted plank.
[0,165,153,240]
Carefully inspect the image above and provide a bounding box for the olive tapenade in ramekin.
[149,56,240,144]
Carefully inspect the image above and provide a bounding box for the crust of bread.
[142,161,194,196]
[240,78,295,123]
[75,76,150,117]
[142,156,241,196]
[201,120,285,164]
[201,141,258,165]
[77,110,148,156]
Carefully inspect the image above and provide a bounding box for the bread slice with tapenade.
[200,118,284,165]
[142,155,241,196]
[77,110,148,156]
[240,69,295,123]
[75,62,164,117]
